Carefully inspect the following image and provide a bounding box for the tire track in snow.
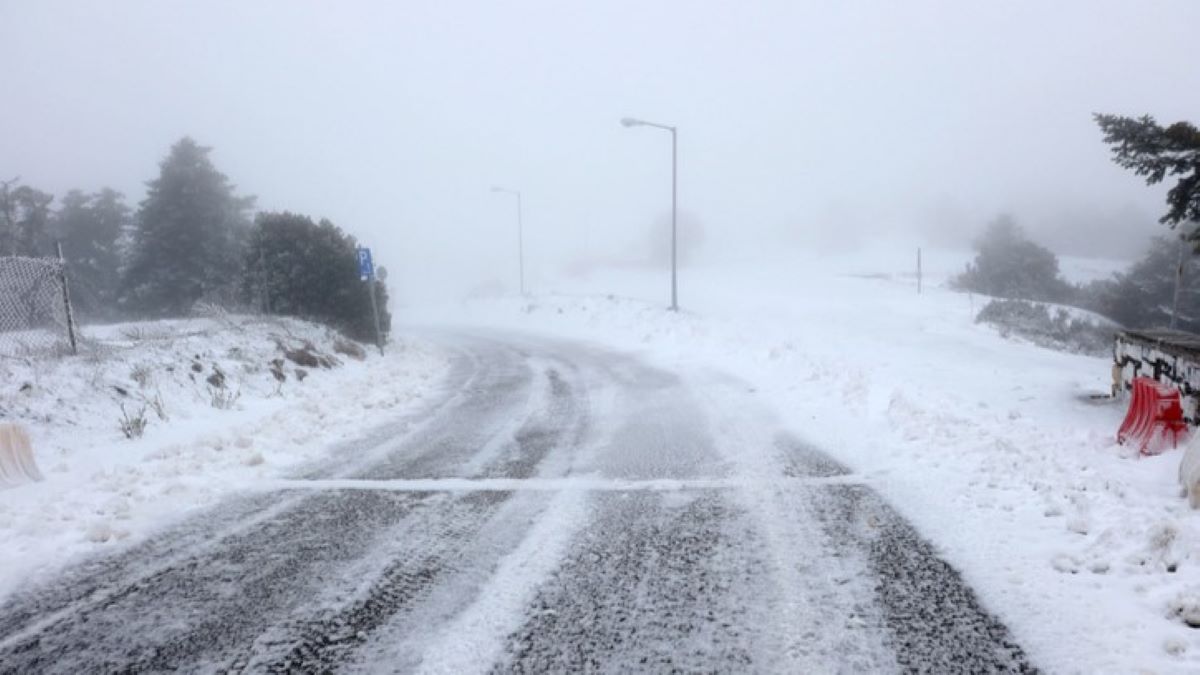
[0,491,297,652]
[350,341,536,480]
[0,335,589,673]
[0,344,481,645]
[495,490,764,673]
[810,484,1038,674]
[235,490,511,673]
[0,489,430,675]
[0,333,1039,673]
[488,366,1037,672]
[410,488,589,675]
[765,404,1037,671]
[223,348,591,670]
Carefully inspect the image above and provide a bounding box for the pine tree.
[1090,235,1200,332]
[955,215,1074,302]
[55,188,129,320]
[0,180,55,257]
[1095,114,1200,233]
[243,212,390,342]
[121,137,253,316]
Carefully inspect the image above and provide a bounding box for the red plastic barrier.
[1117,376,1189,455]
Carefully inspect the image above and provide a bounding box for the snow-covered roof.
[1120,329,1200,358]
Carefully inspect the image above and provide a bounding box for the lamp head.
[620,117,641,128]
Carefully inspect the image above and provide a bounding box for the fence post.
[55,241,78,355]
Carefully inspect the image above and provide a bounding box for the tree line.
[956,113,1200,334]
[954,216,1200,333]
[0,137,388,342]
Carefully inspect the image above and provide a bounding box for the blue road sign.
[357,247,374,281]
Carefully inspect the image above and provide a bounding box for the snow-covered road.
[0,332,1035,673]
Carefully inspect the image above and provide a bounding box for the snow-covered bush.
[118,403,148,439]
[208,386,241,410]
[976,299,1115,356]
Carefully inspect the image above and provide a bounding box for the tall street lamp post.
[490,186,525,296]
[621,116,678,312]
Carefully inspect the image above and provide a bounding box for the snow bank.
[0,314,448,601]
[410,242,1200,674]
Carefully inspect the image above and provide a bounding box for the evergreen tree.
[55,188,129,320]
[1095,114,1200,234]
[0,180,55,257]
[121,137,253,316]
[955,215,1074,302]
[1087,235,1200,332]
[243,212,390,343]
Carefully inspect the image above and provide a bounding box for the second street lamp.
[490,186,525,296]
[621,116,678,312]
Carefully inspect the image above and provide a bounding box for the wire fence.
[0,255,77,359]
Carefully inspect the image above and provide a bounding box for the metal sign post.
[357,247,385,355]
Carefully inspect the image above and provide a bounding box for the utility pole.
[517,190,525,296]
[917,247,923,295]
[1172,236,1186,330]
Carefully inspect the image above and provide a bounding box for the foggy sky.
[3,1,1199,302]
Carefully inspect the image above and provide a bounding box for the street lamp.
[490,185,525,296]
[621,116,678,311]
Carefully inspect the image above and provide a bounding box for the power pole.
[917,247,922,295]
[1172,236,1186,330]
[517,191,525,296]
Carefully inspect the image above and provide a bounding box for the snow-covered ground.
[0,314,447,602]
[4,240,1189,672]
[409,242,1198,674]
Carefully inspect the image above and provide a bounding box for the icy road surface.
[0,333,1035,673]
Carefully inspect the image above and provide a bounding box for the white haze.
[2,1,1199,303]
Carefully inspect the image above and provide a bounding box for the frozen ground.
[0,313,447,602]
[408,242,1200,674]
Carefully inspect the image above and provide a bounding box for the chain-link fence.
[0,255,77,358]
